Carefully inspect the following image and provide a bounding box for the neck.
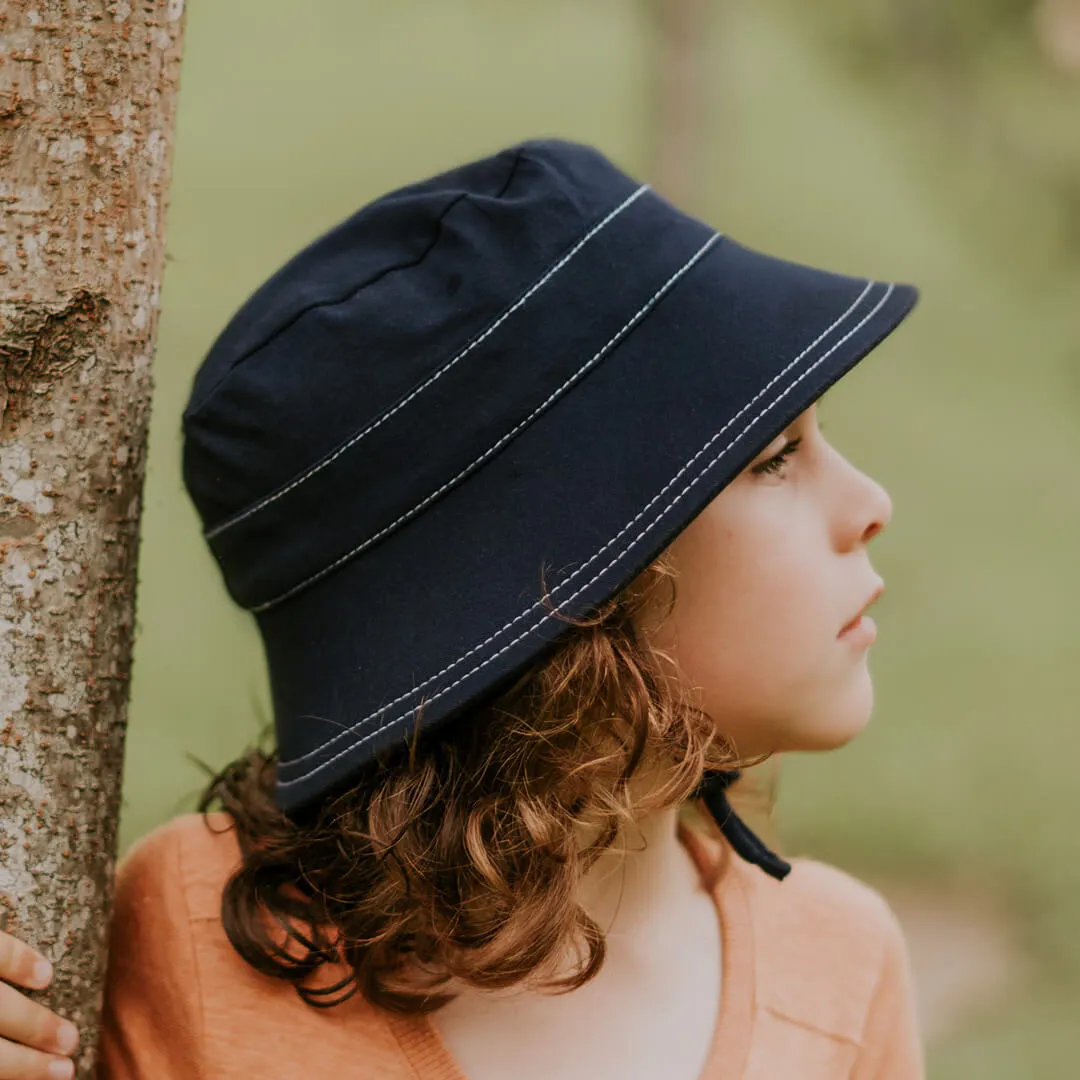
[575,804,700,938]
[426,798,711,1001]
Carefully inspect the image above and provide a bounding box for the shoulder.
[115,810,241,916]
[100,815,235,1080]
[108,812,416,1074]
[731,848,911,1044]
[116,811,236,875]
[748,852,904,943]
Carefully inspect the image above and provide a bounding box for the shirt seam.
[848,924,895,1073]
[172,822,212,1080]
[758,1001,863,1048]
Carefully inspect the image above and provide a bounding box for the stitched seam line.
[204,183,651,541]
[852,927,895,1061]
[277,281,888,781]
[189,149,524,431]
[249,230,722,613]
[493,143,528,201]
[759,1003,862,1048]
[276,280,892,782]
[184,189,472,429]
[171,824,211,1080]
[278,281,887,780]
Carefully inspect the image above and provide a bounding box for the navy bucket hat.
[182,137,919,881]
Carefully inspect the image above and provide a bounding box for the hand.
[0,930,78,1079]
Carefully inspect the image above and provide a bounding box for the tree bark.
[0,2,185,1075]
[641,0,715,211]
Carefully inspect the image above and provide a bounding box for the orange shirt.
[98,806,925,1079]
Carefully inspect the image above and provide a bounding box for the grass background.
[118,2,1080,1075]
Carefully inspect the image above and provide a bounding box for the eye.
[749,419,827,479]
[752,437,801,477]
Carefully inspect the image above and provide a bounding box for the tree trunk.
[1034,0,1080,73]
[641,0,715,211]
[0,2,185,1075]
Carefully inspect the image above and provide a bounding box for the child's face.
[636,399,891,758]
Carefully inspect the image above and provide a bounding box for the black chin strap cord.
[692,769,792,881]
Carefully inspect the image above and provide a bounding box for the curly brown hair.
[193,549,771,1016]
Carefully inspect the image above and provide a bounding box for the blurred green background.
[119,1,1080,1076]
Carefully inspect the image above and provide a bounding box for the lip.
[839,582,884,636]
[839,614,877,645]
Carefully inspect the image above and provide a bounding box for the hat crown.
[181,139,642,535]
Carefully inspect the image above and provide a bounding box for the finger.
[0,935,51,992]
[0,1035,74,1080]
[0,981,79,1059]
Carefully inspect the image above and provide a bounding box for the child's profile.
[0,138,924,1080]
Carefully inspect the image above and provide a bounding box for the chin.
[780,677,876,753]
[797,720,869,752]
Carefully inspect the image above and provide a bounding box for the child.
[0,138,924,1079]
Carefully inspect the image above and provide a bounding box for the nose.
[835,453,893,549]
[865,474,892,540]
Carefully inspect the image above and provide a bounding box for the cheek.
[661,519,834,723]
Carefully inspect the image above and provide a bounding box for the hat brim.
[260,236,918,815]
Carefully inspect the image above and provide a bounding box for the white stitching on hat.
[250,232,725,613]
[204,184,651,543]
[278,281,892,782]
[277,280,894,786]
